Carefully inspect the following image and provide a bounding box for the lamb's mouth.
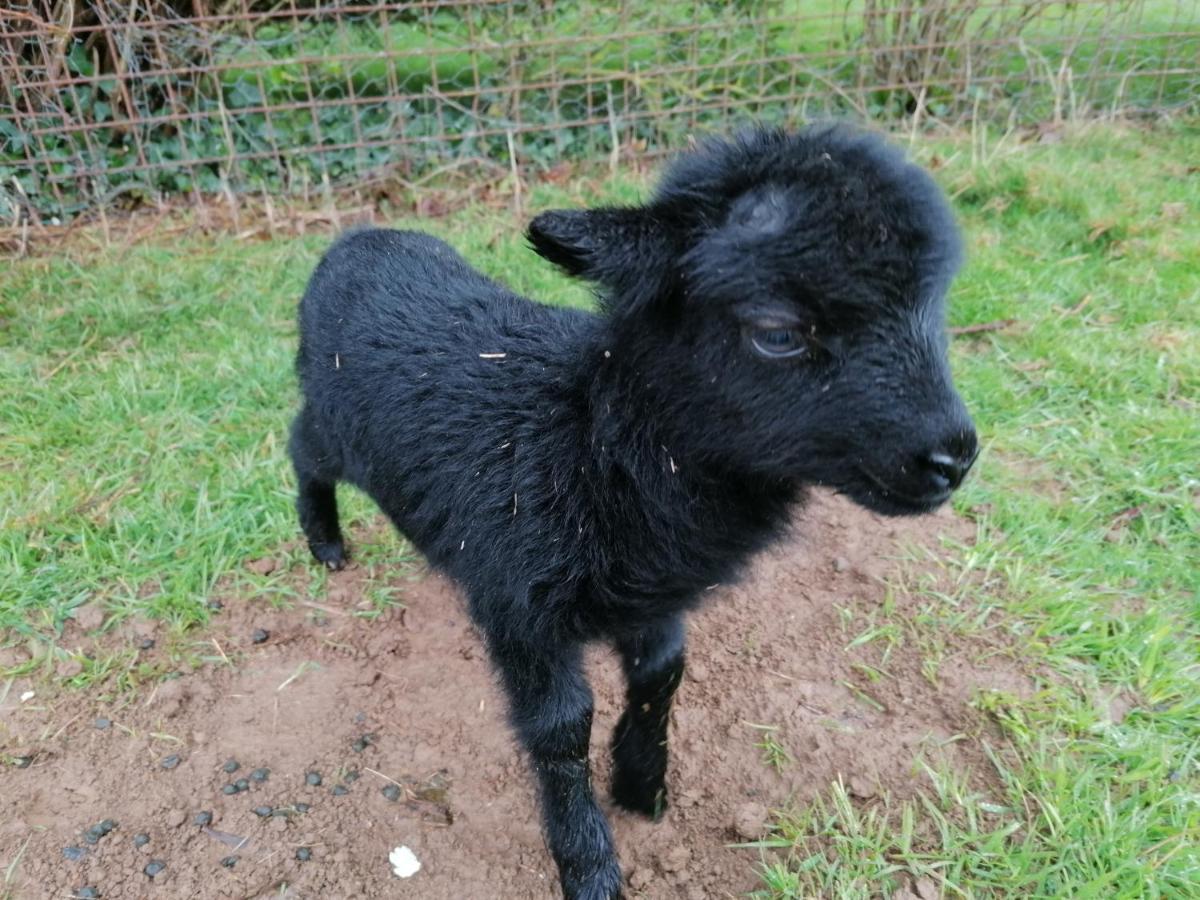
[855,467,951,512]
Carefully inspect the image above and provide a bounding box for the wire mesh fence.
[2,0,1198,231]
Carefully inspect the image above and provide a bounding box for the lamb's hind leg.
[487,635,623,900]
[288,406,347,570]
[610,616,685,819]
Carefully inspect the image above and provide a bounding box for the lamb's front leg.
[489,637,623,900]
[610,616,685,819]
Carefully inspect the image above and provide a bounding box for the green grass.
[749,723,796,773]
[3,121,1199,895]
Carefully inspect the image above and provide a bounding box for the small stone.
[221,855,238,867]
[223,758,240,774]
[659,845,691,873]
[732,802,769,841]
[253,806,273,817]
[0,645,26,668]
[914,876,940,900]
[848,775,877,799]
[382,784,401,802]
[251,629,270,644]
[76,888,100,900]
[629,867,653,890]
[139,638,155,650]
[13,756,32,768]
[93,717,111,730]
[96,819,116,836]
[133,833,150,847]
[295,802,311,813]
[193,811,213,827]
[73,602,105,631]
[295,847,312,862]
[351,738,368,753]
[56,657,85,679]
[164,809,186,828]
[160,754,181,770]
[222,784,238,795]
[207,599,224,612]
[235,778,249,792]
[62,846,87,862]
[247,558,278,576]
[250,767,270,783]
[344,770,360,783]
[833,556,850,573]
[144,860,166,878]
[332,785,349,796]
[688,663,708,683]
[305,771,322,787]
[389,846,421,878]
[1105,691,1138,726]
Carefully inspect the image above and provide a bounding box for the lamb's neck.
[577,338,799,608]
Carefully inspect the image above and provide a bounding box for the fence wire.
[2,0,1198,228]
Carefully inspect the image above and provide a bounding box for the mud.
[0,492,1029,899]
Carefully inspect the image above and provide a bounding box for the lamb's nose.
[922,430,979,491]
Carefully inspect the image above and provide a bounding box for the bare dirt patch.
[1,492,1029,899]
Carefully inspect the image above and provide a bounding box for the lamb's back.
[296,228,597,600]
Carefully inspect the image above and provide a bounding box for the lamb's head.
[527,125,977,516]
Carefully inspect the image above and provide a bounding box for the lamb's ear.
[526,209,600,277]
[526,207,671,290]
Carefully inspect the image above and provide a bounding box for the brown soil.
[0,492,1029,899]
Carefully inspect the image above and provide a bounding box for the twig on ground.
[1057,294,1092,318]
[948,318,1018,336]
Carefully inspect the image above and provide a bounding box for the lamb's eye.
[750,327,807,359]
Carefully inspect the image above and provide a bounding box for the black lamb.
[288,124,978,899]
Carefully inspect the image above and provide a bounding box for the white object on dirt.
[19,690,34,702]
[389,845,421,878]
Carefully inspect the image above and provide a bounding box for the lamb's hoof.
[310,540,348,571]
[611,773,667,821]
